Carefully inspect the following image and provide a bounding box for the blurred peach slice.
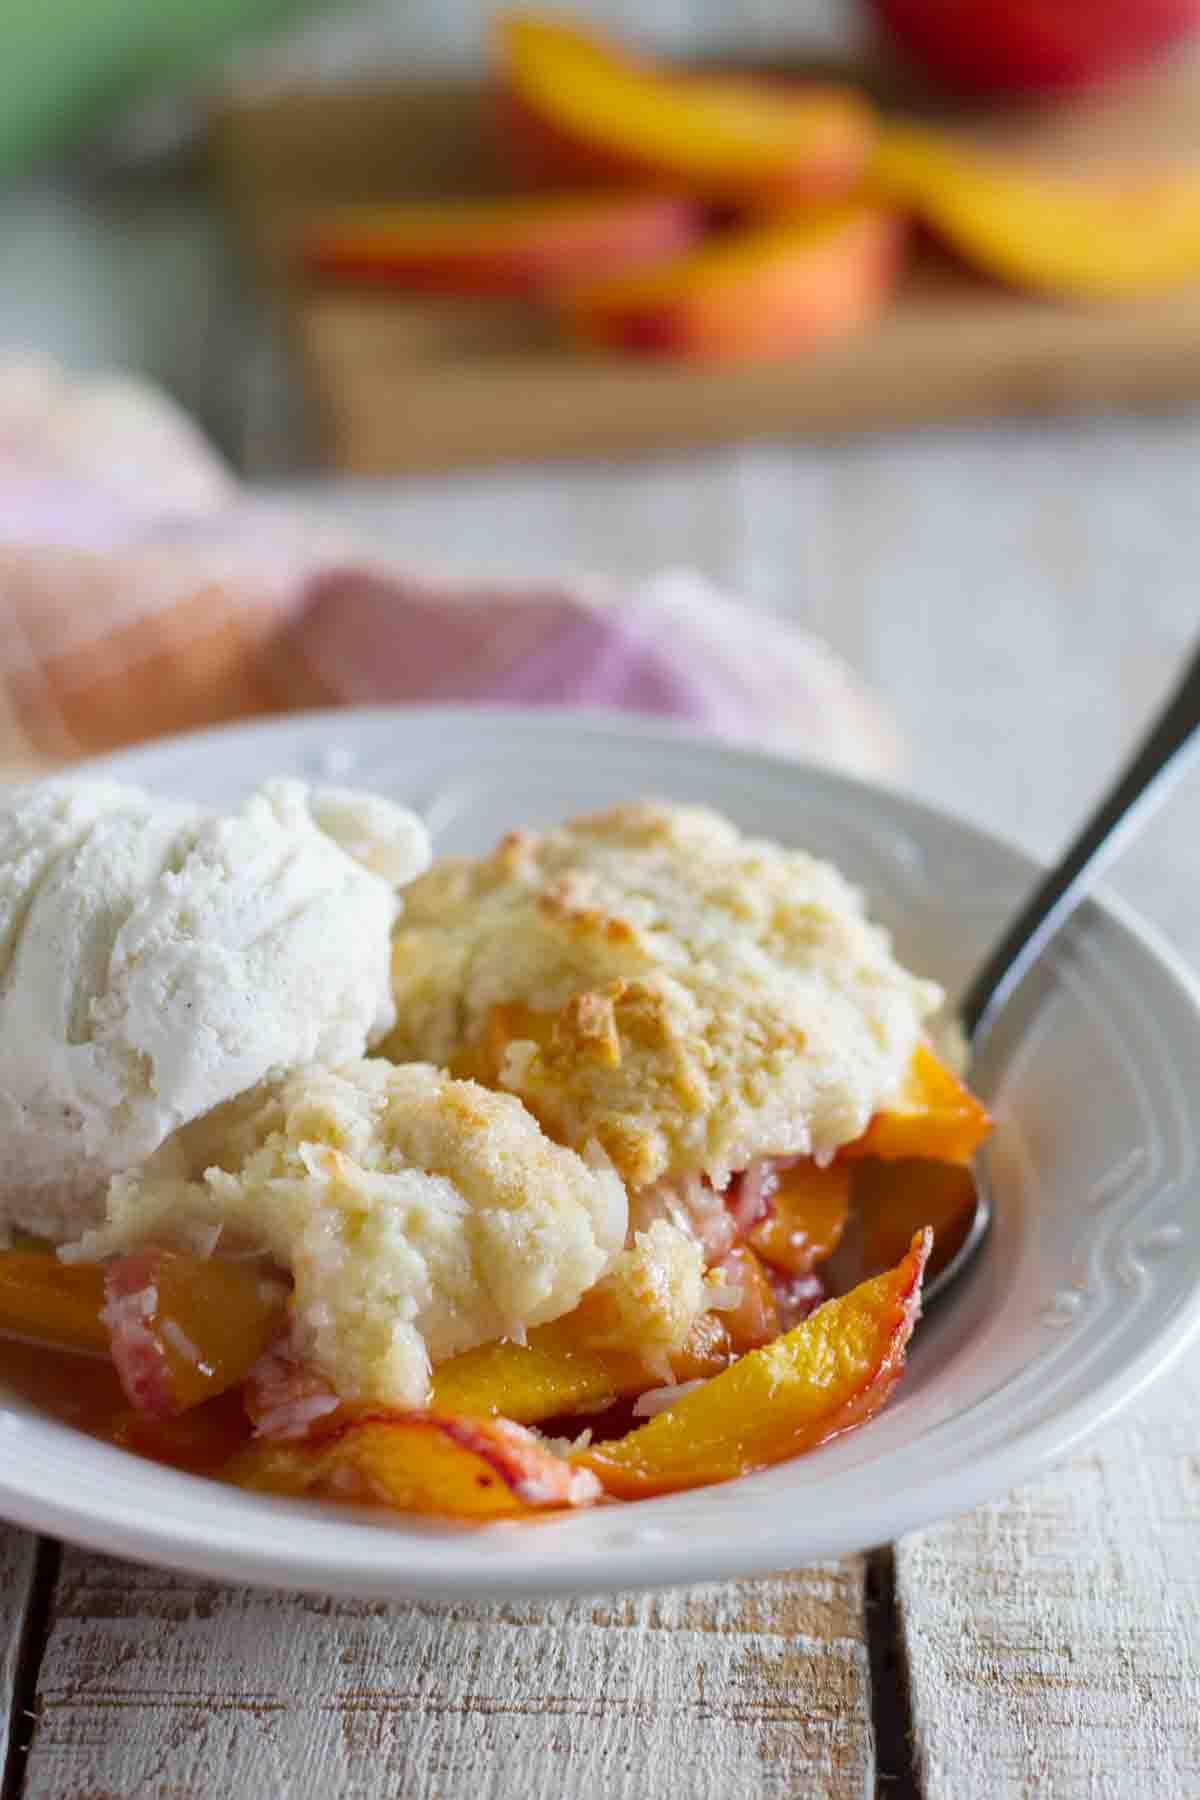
[573,1229,930,1497]
[495,11,875,203]
[562,206,904,360]
[303,192,701,295]
[872,125,1200,297]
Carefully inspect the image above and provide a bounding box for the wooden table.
[2,425,1199,1796]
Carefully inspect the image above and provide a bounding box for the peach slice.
[0,1253,109,1355]
[228,1412,600,1516]
[0,1248,291,1412]
[432,1275,738,1423]
[573,1230,930,1497]
[748,1160,851,1276]
[840,1042,992,1166]
[495,12,875,203]
[302,192,702,295]
[871,125,1200,298]
[102,1250,290,1418]
[562,206,904,360]
[431,1327,648,1424]
[853,1157,980,1285]
[711,1245,781,1352]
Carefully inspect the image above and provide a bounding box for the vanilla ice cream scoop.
[0,773,430,1242]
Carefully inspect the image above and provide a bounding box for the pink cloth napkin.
[0,354,899,778]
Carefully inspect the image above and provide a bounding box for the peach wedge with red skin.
[229,1412,600,1517]
[563,206,904,361]
[102,1249,289,1418]
[872,125,1200,299]
[573,1229,931,1498]
[0,1247,290,1418]
[302,192,702,296]
[494,11,876,204]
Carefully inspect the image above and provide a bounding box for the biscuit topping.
[387,801,942,1191]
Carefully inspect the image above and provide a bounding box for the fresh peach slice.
[0,1253,109,1355]
[228,1412,600,1516]
[302,192,701,295]
[102,1250,290,1418]
[495,12,875,203]
[562,206,904,360]
[748,1160,851,1276]
[840,1043,992,1166]
[573,1230,930,1497]
[872,125,1200,298]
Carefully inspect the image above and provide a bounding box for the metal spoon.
[924,636,1200,1305]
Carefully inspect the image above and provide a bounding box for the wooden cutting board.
[215,56,1200,473]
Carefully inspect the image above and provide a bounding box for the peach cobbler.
[0,786,989,1520]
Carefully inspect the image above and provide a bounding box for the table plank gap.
[863,1546,919,1800]
[0,1531,57,1800]
[895,1373,1200,1800]
[21,1548,874,1799]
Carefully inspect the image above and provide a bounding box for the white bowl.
[2,707,1198,1599]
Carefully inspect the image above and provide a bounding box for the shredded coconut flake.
[159,1318,200,1366]
[632,1378,707,1418]
[254,1393,341,1440]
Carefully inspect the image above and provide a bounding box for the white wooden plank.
[0,1525,40,1779]
[22,1555,873,1799]
[898,1369,1200,1800]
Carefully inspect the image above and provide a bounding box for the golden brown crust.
[386,802,942,1191]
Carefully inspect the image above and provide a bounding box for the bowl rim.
[3,703,1198,1597]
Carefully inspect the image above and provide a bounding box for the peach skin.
[494,11,875,204]
[561,206,904,360]
[872,125,1200,298]
[573,1230,930,1497]
[303,192,702,295]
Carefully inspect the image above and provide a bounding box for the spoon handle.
[961,639,1200,1042]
